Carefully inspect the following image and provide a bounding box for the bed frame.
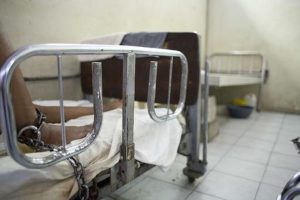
[80,32,208,184]
[205,51,267,111]
[0,33,208,199]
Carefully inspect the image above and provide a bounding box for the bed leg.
[182,63,209,181]
[256,81,263,112]
[182,103,207,181]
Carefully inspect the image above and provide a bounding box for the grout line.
[184,190,227,200]
[147,174,199,191]
[183,115,258,199]
[253,113,286,200]
[212,169,260,183]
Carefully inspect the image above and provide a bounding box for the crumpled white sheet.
[0,108,182,200]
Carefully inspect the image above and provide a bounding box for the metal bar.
[122,52,135,147]
[280,186,300,200]
[166,57,174,118]
[57,55,67,149]
[6,44,186,59]
[281,171,300,196]
[202,61,209,164]
[256,57,267,111]
[147,56,188,122]
[147,61,158,114]
[120,53,136,183]
[92,62,103,142]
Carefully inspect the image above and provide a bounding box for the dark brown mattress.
[80,32,200,105]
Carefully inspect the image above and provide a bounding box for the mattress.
[0,102,182,200]
[201,70,261,86]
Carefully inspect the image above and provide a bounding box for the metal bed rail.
[0,44,188,170]
[208,51,266,77]
[207,51,267,111]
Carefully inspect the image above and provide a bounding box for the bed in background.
[205,51,267,111]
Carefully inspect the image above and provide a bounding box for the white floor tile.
[227,145,270,165]
[211,133,240,145]
[149,161,204,190]
[236,135,274,152]
[105,112,300,200]
[281,123,300,133]
[196,171,259,200]
[219,129,244,137]
[255,183,282,200]
[262,166,298,188]
[206,154,222,170]
[278,129,300,142]
[269,152,300,171]
[284,114,300,122]
[221,123,249,133]
[248,124,280,134]
[244,130,278,143]
[273,140,298,156]
[113,173,148,196]
[119,177,191,200]
[206,142,232,158]
[215,157,266,182]
[186,191,223,200]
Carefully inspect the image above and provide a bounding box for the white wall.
[206,0,300,113]
[0,0,207,100]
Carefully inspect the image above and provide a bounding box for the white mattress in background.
[200,70,261,86]
[0,106,182,200]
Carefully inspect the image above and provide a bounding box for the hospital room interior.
[0,0,300,200]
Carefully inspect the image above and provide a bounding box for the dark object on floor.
[227,105,253,118]
[291,137,300,153]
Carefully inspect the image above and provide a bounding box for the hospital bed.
[0,36,207,199]
[205,51,267,111]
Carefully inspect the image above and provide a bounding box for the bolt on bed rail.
[0,44,188,169]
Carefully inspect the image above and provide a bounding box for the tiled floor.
[104,112,300,200]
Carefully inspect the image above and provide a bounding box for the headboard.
[80,32,200,105]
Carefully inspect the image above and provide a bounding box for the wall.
[0,0,207,100]
[206,0,300,113]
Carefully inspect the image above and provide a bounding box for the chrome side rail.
[0,44,188,169]
[147,57,188,122]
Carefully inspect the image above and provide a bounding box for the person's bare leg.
[0,32,37,131]
[0,32,89,146]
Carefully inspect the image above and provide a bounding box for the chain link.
[68,157,89,200]
[17,108,90,199]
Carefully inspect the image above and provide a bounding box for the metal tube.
[120,53,136,183]
[147,56,188,122]
[57,55,67,149]
[166,57,174,118]
[202,61,209,164]
[281,186,300,200]
[122,53,135,146]
[147,61,158,117]
[92,62,103,143]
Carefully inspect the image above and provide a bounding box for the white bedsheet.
[0,108,182,200]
